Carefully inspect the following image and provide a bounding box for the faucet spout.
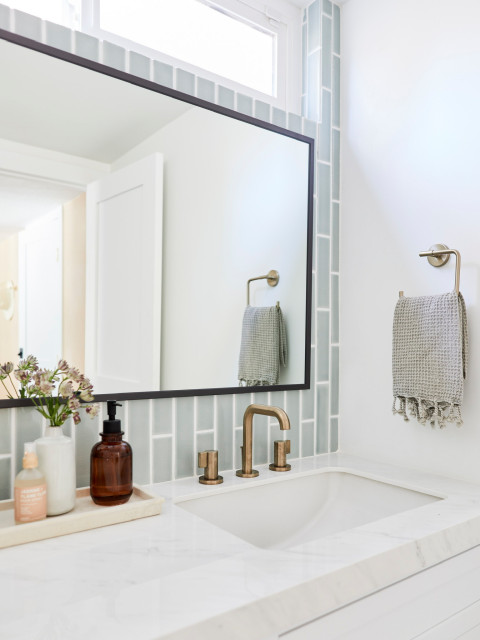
[236,404,290,478]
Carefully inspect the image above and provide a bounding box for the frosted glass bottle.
[14,442,47,524]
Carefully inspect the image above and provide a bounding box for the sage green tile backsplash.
[0,0,340,495]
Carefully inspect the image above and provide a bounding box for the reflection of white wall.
[114,108,309,389]
[340,0,480,482]
[19,208,62,370]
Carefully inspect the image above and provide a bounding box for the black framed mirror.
[0,29,314,407]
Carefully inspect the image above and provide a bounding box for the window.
[94,0,276,96]
[5,0,301,110]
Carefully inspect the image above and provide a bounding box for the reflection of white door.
[85,153,163,393]
[19,208,62,369]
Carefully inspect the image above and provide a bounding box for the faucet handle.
[269,439,291,472]
[198,450,223,485]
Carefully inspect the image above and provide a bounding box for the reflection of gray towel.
[238,305,287,386]
[392,291,468,427]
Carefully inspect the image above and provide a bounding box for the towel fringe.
[392,395,463,428]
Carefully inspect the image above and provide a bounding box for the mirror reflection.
[0,36,313,400]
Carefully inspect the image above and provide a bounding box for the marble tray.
[0,485,164,549]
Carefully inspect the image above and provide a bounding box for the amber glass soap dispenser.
[90,401,133,506]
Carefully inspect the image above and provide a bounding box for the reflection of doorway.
[85,153,164,393]
[18,208,63,370]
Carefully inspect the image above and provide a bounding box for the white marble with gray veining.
[2,453,480,640]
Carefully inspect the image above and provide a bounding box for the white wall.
[340,0,480,481]
[114,108,309,390]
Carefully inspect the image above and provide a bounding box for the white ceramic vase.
[35,426,76,516]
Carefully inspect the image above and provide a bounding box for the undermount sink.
[175,470,442,549]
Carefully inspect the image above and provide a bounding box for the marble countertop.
[3,453,480,640]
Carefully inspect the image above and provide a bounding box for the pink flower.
[57,359,69,372]
[73,412,81,425]
[68,396,80,411]
[85,403,100,418]
[59,380,74,398]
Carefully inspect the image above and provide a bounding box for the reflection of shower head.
[0,280,15,320]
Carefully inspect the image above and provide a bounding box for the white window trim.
[81,0,302,113]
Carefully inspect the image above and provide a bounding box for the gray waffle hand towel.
[392,291,468,427]
[238,305,287,386]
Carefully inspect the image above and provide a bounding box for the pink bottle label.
[14,485,47,523]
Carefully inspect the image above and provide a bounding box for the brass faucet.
[236,404,290,478]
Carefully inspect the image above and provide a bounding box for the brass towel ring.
[247,270,279,305]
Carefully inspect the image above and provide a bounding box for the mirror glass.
[0,35,313,403]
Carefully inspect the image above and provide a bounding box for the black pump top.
[103,401,123,434]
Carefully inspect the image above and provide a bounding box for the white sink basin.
[175,470,442,549]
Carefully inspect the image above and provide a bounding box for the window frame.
[80,0,302,112]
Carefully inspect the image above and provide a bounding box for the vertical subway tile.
[175,397,195,478]
[237,93,253,116]
[316,310,330,382]
[330,417,339,452]
[103,41,126,71]
[332,56,340,128]
[301,422,315,457]
[45,21,72,52]
[196,431,214,458]
[317,162,331,235]
[153,398,173,435]
[317,236,330,308]
[332,129,340,201]
[307,0,321,54]
[75,31,100,62]
[252,391,269,466]
[255,100,271,122]
[216,395,233,471]
[323,0,333,16]
[319,89,331,162]
[76,411,101,488]
[153,60,173,88]
[331,202,339,272]
[306,50,320,121]
[128,400,151,485]
[303,118,317,140]
[302,21,307,95]
[286,391,300,458]
[0,458,11,500]
[197,78,215,102]
[153,437,173,483]
[196,395,214,431]
[288,113,302,134]
[253,412,269,466]
[0,5,10,30]
[129,51,150,79]
[331,274,339,344]
[0,409,11,454]
[176,69,195,95]
[333,4,341,55]
[321,16,332,89]
[301,95,307,119]
[331,346,339,415]
[316,384,329,453]
[218,86,234,109]
[15,407,43,476]
[13,9,41,41]
[234,428,243,470]
[272,108,286,128]
[302,380,315,421]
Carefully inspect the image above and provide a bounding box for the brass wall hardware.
[198,450,223,485]
[269,439,291,472]
[399,244,461,298]
[236,404,290,478]
[247,270,279,305]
